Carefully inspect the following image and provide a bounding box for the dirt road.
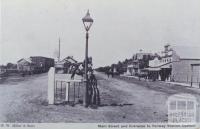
[0,72,199,122]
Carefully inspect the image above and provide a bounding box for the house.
[17,58,34,74]
[148,44,200,85]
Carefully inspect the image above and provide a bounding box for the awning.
[144,67,161,71]
[191,63,200,66]
[127,64,133,68]
[160,64,171,68]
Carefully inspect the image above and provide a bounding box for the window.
[177,101,186,110]
[170,101,176,110]
[187,101,194,110]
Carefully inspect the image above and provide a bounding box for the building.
[148,44,200,85]
[17,58,34,74]
[126,59,134,75]
[0,65,7,73]
[55,56,79,73]
[126,52,154,76]
[171,46,200,86]
[0,65,8,79]
[30,56,54,73]
[17,56,54,74]
[148,44,173,81]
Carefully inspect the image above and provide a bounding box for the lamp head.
[82,10,93,31]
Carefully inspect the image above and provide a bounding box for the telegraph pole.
[58,37,61,62]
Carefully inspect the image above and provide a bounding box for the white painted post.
[65,82,70,101]
[48,67,55,105]
[158,74,161,80]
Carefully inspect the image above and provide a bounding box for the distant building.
[55,56,78,73]
[171,46,200,86]
[126,59,134,75]
[126,52,154,76]
[148,44,173,81]
[0,65,7,78]
[30,56,54,73]
[17,58,34,74]
[0,65,7,74]
[17,56,54,74]
[148,44,200,85]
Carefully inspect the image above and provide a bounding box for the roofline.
[30,56,54,60]
[17,58,32,64]
[180,58,200,60]
[134,53,153,55]
[62,56,78,62]
[17,58,24,63]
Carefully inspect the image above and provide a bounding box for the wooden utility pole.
[191,65,193,87]
[58,37,61,62]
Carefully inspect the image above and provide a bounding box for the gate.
[54,79,83,104]
[48,67,84,105]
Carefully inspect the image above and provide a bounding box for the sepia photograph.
[0,0,200,128]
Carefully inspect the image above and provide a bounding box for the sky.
[0,0,200,67]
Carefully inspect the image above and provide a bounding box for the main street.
[0,72,200,122]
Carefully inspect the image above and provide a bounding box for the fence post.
[191,66,193,87]
[48,67,55,105]
[65,82,70,102]
[198,103,200,122]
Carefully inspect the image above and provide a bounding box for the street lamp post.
[82,10,93,107]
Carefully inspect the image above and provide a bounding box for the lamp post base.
[83,81,89,107]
